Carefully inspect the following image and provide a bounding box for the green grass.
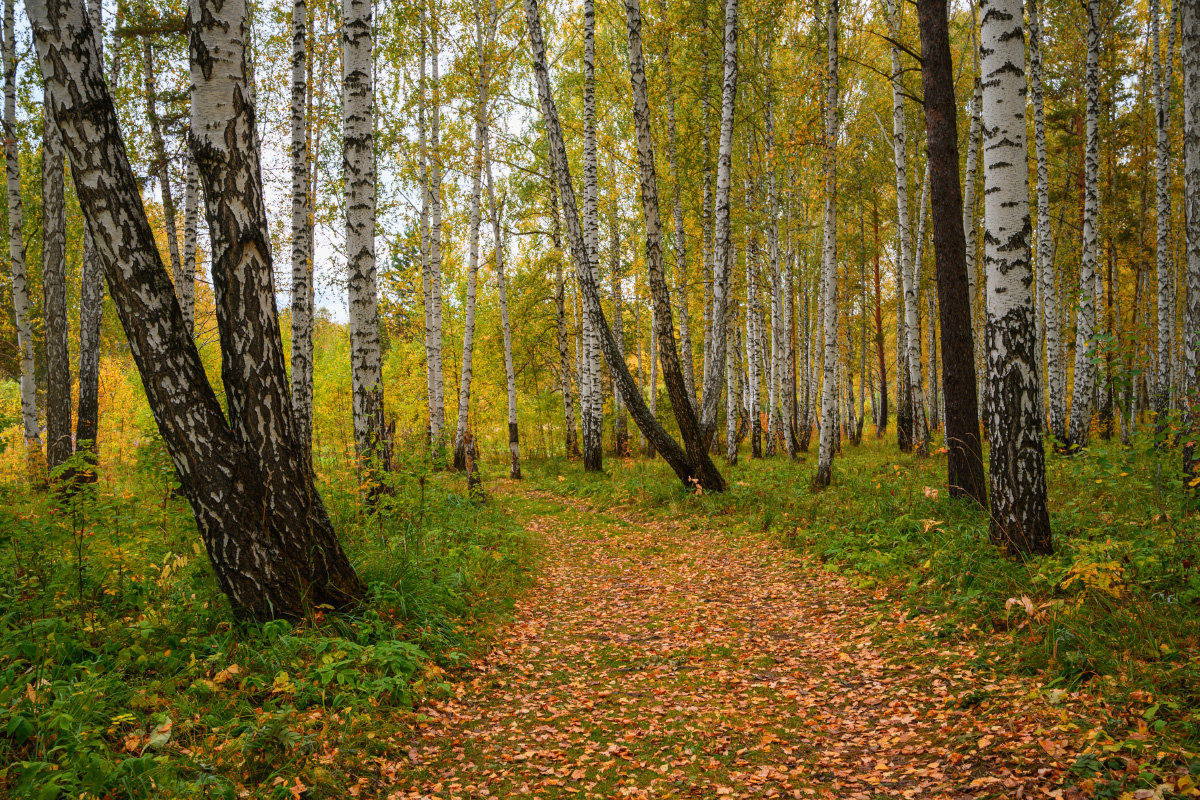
[0,443,535,799]
[527,429,1200,780]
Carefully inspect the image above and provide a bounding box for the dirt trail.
[384,490,1082,799]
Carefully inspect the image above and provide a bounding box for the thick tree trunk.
[76,0,106,473]
[815,0,839,487]
[580,0,603,472]
[453,5,488,472]
[344,0,388,481]
[1068,0,1101,448]
[698,0,738,442]
[525,0,723,491]
[30,0,365,618]
[4,0,38,480]
[917,0,986,503]
[979,0,1052,554]
[290,0,313,461]
[43,102,72,474]
[1029,0,1063,441]
[1183,0,1200,408]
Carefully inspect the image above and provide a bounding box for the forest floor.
[382,485,1122,799]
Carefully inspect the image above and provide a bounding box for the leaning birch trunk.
[1154,0,1173,425]
[484,138,520,479]
[43,101,72,474]
[428,0,447,453]
[525,0,724,490]
[1183,0,1200,408]
[1068,0,1102,448]
[344,0,388,482]
[886,0,923,454]
[815,0,839,487]
[580,0,603,471]
[624,0,724,487]
[979,0,1052,554]
[453,4,487,471]
[657,0,695,411]
[549,179,579,457]
[31,0,366,618]
[1029,0,1063,440]
[291,0,314,460]
[698,0,739,442]
[4,0,38,480]
[76,0,106,472]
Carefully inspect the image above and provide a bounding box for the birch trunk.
[979,0,1052,553]
[428,0,446,453]
[649,303,659,458]
[745,200,762,458]
[31,0,366,618]
[815,0,839,487]
[624,0,724,487]
[609,208,628,456]
[698,0,739,441]
[1183,0,1200,407]
[525,0,723,490]
[76,0,106,470]
[872,202,888,436]
[1029,0,1063,440]
[43,100,72,473]
[657,0,694,410]
[484,126,519,478]
[581,0,603,471]
[419,0,434,448]
[1068,0,1102,447]
[290,0,313,459]
[4,0,37,479]
[550,178,579,457]
[453,3,487,471]
[1154,0,1173,423]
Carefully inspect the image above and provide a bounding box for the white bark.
[980,0,1051,551]
[1068,0,1101,447]
[581,0,603,469]
[428,0,446,450]
[1154,0,1174,420]
[1184,0,1200,403]
[344,0,387,472]
[290,0,313,455]
[815,0,839,486]
[4,0,37,475]
[453,3,488,470]
[699,0,739,438]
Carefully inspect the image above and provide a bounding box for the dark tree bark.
[28,0,364,620]
[523,0,723,491]
[43,103,72,474]
[917,0,986,504]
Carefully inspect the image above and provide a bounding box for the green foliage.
[0,458,533,798]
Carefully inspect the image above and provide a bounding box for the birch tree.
[30,0,365,617]
[698,0,739,442]
[1184,0,1200,408]
[549,179,579,457]
[428,0,447,452]
[43,102,72,473]
[815,0,839,488]
[452,3,487,472]
[979,0,1052,553]
[524,0,724,490]
[4,0,38,479]
[1029,0,1063,440]
[1068,0,1102,448]
[291,0,313,458]
[580,0,603,471]
[1153,0,1173,424]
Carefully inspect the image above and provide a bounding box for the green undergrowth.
[0,443,535,799]
[528,431,1200,785]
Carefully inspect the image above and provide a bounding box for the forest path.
[385,487,1084,799]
